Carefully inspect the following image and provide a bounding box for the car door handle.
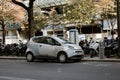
[39,45,42,47]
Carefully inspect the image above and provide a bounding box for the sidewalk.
[0,56,120,62]
[83,56,120,62]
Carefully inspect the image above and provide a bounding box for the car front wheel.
[57,53,67,63]
[26,52,34,62]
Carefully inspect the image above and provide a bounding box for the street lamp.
[117,0,120,58]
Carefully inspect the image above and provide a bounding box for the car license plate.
[75,51,82,54]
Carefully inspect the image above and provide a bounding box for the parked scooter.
[89,41,99,58]
[79,40,90,54]
[105,41,118,58]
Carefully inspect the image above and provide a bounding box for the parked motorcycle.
[17,40,27,56]
[0,40,27,56]
[0,43,5,56]
[105,41,118,58]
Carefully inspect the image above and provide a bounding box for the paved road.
[0,60,120,80]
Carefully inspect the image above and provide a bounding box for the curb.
[82,59,120,62]
[0,56,120,62]
[0,57,25,60]
[82,57,120,62]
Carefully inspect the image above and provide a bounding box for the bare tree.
[12,0,36,39]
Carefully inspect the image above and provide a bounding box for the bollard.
[99,41,105,59]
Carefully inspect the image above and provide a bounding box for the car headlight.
[68,46,75,49]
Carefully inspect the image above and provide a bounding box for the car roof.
[31,36,65,43]
[31,36,55,38]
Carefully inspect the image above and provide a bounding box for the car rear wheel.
[58,53,67,63]
[26,52,34,62]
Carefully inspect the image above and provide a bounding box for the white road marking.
[57,68,62,73]
[81,62,91,64]
[96,64,112,67]
[0,76,36,80]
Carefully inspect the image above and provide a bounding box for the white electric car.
[26,36,84,63]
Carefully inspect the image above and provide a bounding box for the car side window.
[44,37,61,46]
[33,37,51,44]
[53,39,61,46]
[43,37,54,45]
[33,37,61,46]
[32,38,38,43]
[46,38,53,45]
[33,37,44,43]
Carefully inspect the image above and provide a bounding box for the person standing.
[35,29,43,36]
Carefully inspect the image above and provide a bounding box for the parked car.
[26,36,84,63]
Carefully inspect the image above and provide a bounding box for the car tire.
[57,52,67,63]
[26,52,34,62]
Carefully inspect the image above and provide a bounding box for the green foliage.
[64,0,96,24]
[100,0,117,31]
[33,7,49,31]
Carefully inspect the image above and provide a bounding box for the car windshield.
[54,37,74,44]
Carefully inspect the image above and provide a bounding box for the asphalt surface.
[0,60,120,80]
[0,55,120,62]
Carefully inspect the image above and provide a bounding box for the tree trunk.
[28,7,34,39]
[2,21,5,44]
[12,0,35,40]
